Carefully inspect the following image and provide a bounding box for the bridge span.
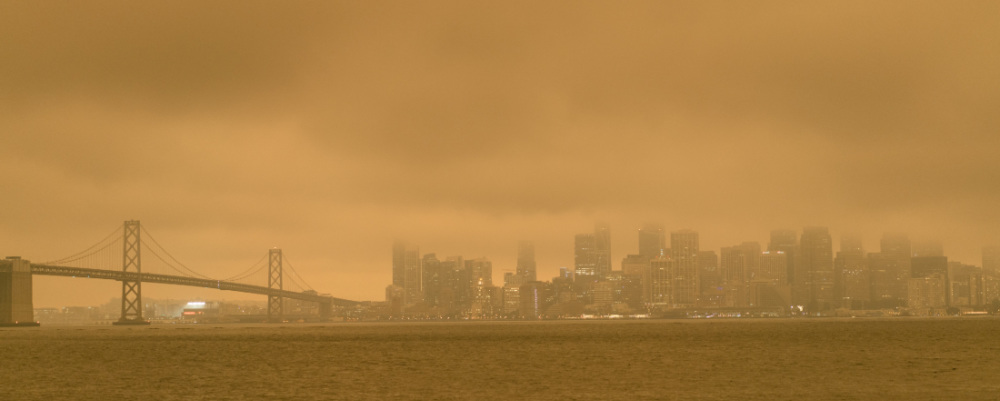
[29,264,358,307]
[1,220,358,326]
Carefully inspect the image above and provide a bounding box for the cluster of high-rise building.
[386,225,1000,319]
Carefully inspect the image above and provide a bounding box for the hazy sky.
[2,1,998,307]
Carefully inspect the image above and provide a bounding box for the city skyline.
[2,2,999,308]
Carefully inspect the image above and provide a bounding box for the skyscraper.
[740,242,762,280]
[594,222,612,279]
[670,229,699,308]
[758,251,788,282]
[392,240,407,288]
[638,223,665,260]
[698,250,721,308]
[466,258,494,316]
[798,227,834,311]
[648,253,671,308]
[984,246,1000,272]
[835,234,868,309]
[881,233,912,306]
[769,229,799,285]
[392,240,423,306]
[516,240,537,282]
[421,253,444,308]
[720,245,747,307]
[574,234,597,279]
[620,254,648,310]
[754,251,791,308]
[403,245,422,306]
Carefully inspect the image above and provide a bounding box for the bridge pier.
[319,299,333,319]
[0,256,39,327]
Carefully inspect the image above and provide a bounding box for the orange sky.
[2,1,998,307]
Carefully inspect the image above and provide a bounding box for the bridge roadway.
[28,264,359,307]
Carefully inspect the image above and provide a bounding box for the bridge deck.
[27,264,358,307]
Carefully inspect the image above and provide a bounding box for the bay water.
[2,319,998,400]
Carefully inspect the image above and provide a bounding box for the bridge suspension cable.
[220,253,269,282]
[139,225,214,280]
[39,225,121,265]
[281,255,315,292]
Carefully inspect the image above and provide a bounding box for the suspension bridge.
[0,220,357,326]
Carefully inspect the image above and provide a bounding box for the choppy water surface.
[2,319,999,400]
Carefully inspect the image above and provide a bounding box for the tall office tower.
[758,251,788,282]
[948,261,984,307]
[504,271,525,288]
[621,254,650,277]
[798,227,835,311]
[881,233,912,306]
[638,223,666,260]
[619,255,647,310]
[868,253,892,307]
[519,281,552,319]
[670,230,699,308]
[911,256,949,307]
[466,258,494,315]
[753,251,790,308]
[911,256,948,278]
[421,253,444,308]
[574,234,597,279]
[698,250,721,307]
[740,242,762,280]
[465,258,493,287]
[594,222,612,279]
[516,240,537,282]
[912,240,944,257]
[835,234,868,309]
[911,257,949,309]
[648,253,672,308]
[720,245,747,307]
[502,284,520,315]
[769,229,799,285]
[442,256,467,315]
[621,254,650,307]
[392,240,408,287]
[401,245,423,306]
[984,246,1000,272]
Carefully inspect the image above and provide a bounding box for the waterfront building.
[421,253,445,309]
[519,281,552,319]
[797,227,835,311]
[670,230,699,308]
[908,275,947,313]
[720,245,747,307]
[698,250,722,308]
[648,254,671,309]
[880,233,912,306]
[835,234,868,309]
[984,246,1000,272]
[769,229,799,285]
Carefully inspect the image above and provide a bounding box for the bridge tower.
[268,248,283,322]
[114,220,149,325]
